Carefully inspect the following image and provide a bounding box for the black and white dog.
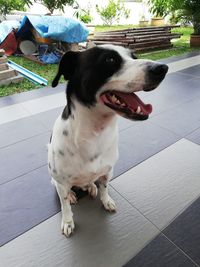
[48,45,168,237]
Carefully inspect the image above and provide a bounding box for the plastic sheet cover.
[17,15,89,43]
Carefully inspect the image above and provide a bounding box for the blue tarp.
[17,15,89,43]
[0,20,20,44]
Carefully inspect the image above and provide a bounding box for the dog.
[48,45,168,237]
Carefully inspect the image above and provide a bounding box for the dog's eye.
[105,57,115,63]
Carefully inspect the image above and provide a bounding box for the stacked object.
[90,26,181,52]
[0,49,23,86]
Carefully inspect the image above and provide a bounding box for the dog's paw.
[66,190,77,205]
[88,183,98,199]
[102,196,116,212]
[61,219,75,237]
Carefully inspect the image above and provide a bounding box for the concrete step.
[0,68,16,81]
[0,56,7,64]
[0,74,24,86]
[0,63,8,72]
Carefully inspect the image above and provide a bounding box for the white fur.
[48,45,159,237]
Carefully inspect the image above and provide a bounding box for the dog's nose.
[149,63,168,77]
[144,63,168,92]
[149,64,168,77]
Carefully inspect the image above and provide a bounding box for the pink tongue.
[115,92,152,115]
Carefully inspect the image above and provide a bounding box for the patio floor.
[0,52,200,267]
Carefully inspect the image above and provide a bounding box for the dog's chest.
[48,116,118,187]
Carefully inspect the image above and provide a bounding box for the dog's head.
[52,45,168,121]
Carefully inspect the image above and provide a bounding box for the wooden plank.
[92,34,181,43]
[134,34,181,43]
[93,40,128,47]
[133,43,173,52]
[94,25,180,35]
[0,63,8,72]
[94,33,126,38]
[125,30,170,36]
[134,33,181,40]
[0,74,23,86]
[93,32,171,40]
[129,40,171,49]
[0,68,16,81]
[0,56,7,64]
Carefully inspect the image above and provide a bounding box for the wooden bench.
[89,25,181,52]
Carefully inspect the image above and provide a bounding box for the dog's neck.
[68,99,117,139]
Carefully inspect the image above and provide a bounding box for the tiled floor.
[0,52,200,267]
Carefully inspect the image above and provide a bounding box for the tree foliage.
[40,0,75,14]
[0,0,29,17]
[73,1,93,23]
[148,0,200,34]
[148,0,169,18]
[96,0,130,26]
[168,0,200,35]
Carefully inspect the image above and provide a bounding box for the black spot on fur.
[90,153,100,162]
[59,150,65,156]
[49,133,52,143]
[63,130,68,136]
[66,147,74,156]
[48,162,51,169]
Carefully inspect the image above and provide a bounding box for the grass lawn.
[0,26,199,97]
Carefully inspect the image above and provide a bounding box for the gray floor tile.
[168,55,200,74]
[0,83,65,108]
[0,165,59,246]
[179,64,200,78]
[164,197,200,265]
[159,51,200,64]
[112,139,200,230]
[0,116,47,149]
[0,103,30,125]
[141,77,200,117]
[0,188,159,267]
[21,92,65,115]
[186,127,200,145]
[150,98,200,136]
[113,120,179,178]
[33,106,63,131]
[124,234,197,267]
[0,132,50,184]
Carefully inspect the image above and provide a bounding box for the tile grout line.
[0,163,47,187]
[0,209,61,248]
[161,234,200,267]
[111,137,181,182]
[0,130,51,150]
[110,185,200,267]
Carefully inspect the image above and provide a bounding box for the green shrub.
[96,0,130,26]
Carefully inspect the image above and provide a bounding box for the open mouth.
[100,90,152,120]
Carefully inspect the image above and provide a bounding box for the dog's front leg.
[55,182,75,237]
[98,171,116,212]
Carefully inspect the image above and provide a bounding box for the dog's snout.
[143,63,168,92]
[149,63,168,77]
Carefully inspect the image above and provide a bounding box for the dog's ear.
[52,51,80,87]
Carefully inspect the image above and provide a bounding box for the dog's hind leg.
[88,183,98,199]
[55,181,75,237]
[98,171,116,212]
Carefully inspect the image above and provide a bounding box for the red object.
[0,31,18,56]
